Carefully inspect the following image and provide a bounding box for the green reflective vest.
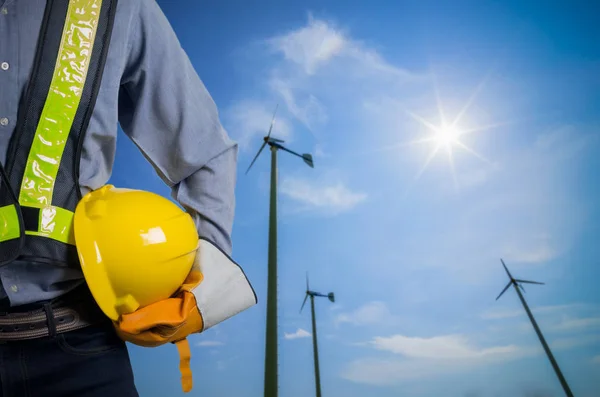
[0,0,117,267]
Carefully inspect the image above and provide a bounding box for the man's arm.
[117,0,237,254]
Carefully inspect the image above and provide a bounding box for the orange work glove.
[114,270,203,347]
[114,269,202,392]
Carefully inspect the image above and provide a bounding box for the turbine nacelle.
[300,273,335,313]
[265,136,285,144]
[245,104,315,174]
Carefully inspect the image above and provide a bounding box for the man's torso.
[0,0,140,305]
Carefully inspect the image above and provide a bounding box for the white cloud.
[268,14,415,81]
[550,316,600,333]
[334,301,395,326]
[284,328,312,340]
[196,340,225,347]
[370,334,518,360]
[550,334,600,351]
[342,333,536,385]
[280,177,367,214]
[260,13,421,133]
[269,77,327,131]
[269,15,346,75]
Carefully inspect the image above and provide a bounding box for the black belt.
[0,288,107,341]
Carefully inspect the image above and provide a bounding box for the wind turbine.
[246,104,314,397]
[300,273,335,397]
[496,259,574,397]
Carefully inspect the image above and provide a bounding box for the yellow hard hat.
[74,184,199,321]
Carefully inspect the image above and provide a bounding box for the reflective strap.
[23,205,75,245]
[175,338,193,393]
[19,0,103,208]
[0,205,20,242]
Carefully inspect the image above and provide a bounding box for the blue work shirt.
[0,0,238,306]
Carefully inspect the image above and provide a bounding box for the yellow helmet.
[74,184,198,321]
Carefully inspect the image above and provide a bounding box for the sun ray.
[410,136,438,145]
[432,72,447,126]
[455,141,492,164]
[405,109,441,134]
[415,143,442,181]
[451,69,494,128]
[459,119,521,136]
[343,135,441,158]
[446,145,460,194]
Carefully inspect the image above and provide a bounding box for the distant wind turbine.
[496,259,574,397]
[246,104,314,397]
[300,273,335,397]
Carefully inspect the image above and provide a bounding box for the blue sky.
[108,1,600,396]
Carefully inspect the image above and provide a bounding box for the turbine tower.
[496,259,574,397]
[300,273,335,397]
[246,105,314,397]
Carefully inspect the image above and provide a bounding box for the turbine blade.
[300,293,308,313]
[519,283,526,294]
[266,104,279,139]
[302,153,314,168]
[500,258,514,280]
[245,141,267,174]
[306,272,309,291]
[496,281,512,301]
[515,279,545,285]
[269,138,285,143]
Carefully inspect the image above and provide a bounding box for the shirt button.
[10,285,18,293]
[1,8,7,15]
[1,62,9,71]
[0,118,8,126]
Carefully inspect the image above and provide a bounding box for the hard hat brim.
[74,197,120,321]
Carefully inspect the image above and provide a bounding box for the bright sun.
[386,72,498,194]
[434,125,461,146]
[402,108,491,192]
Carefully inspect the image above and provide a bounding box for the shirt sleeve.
[117,0,237,254]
